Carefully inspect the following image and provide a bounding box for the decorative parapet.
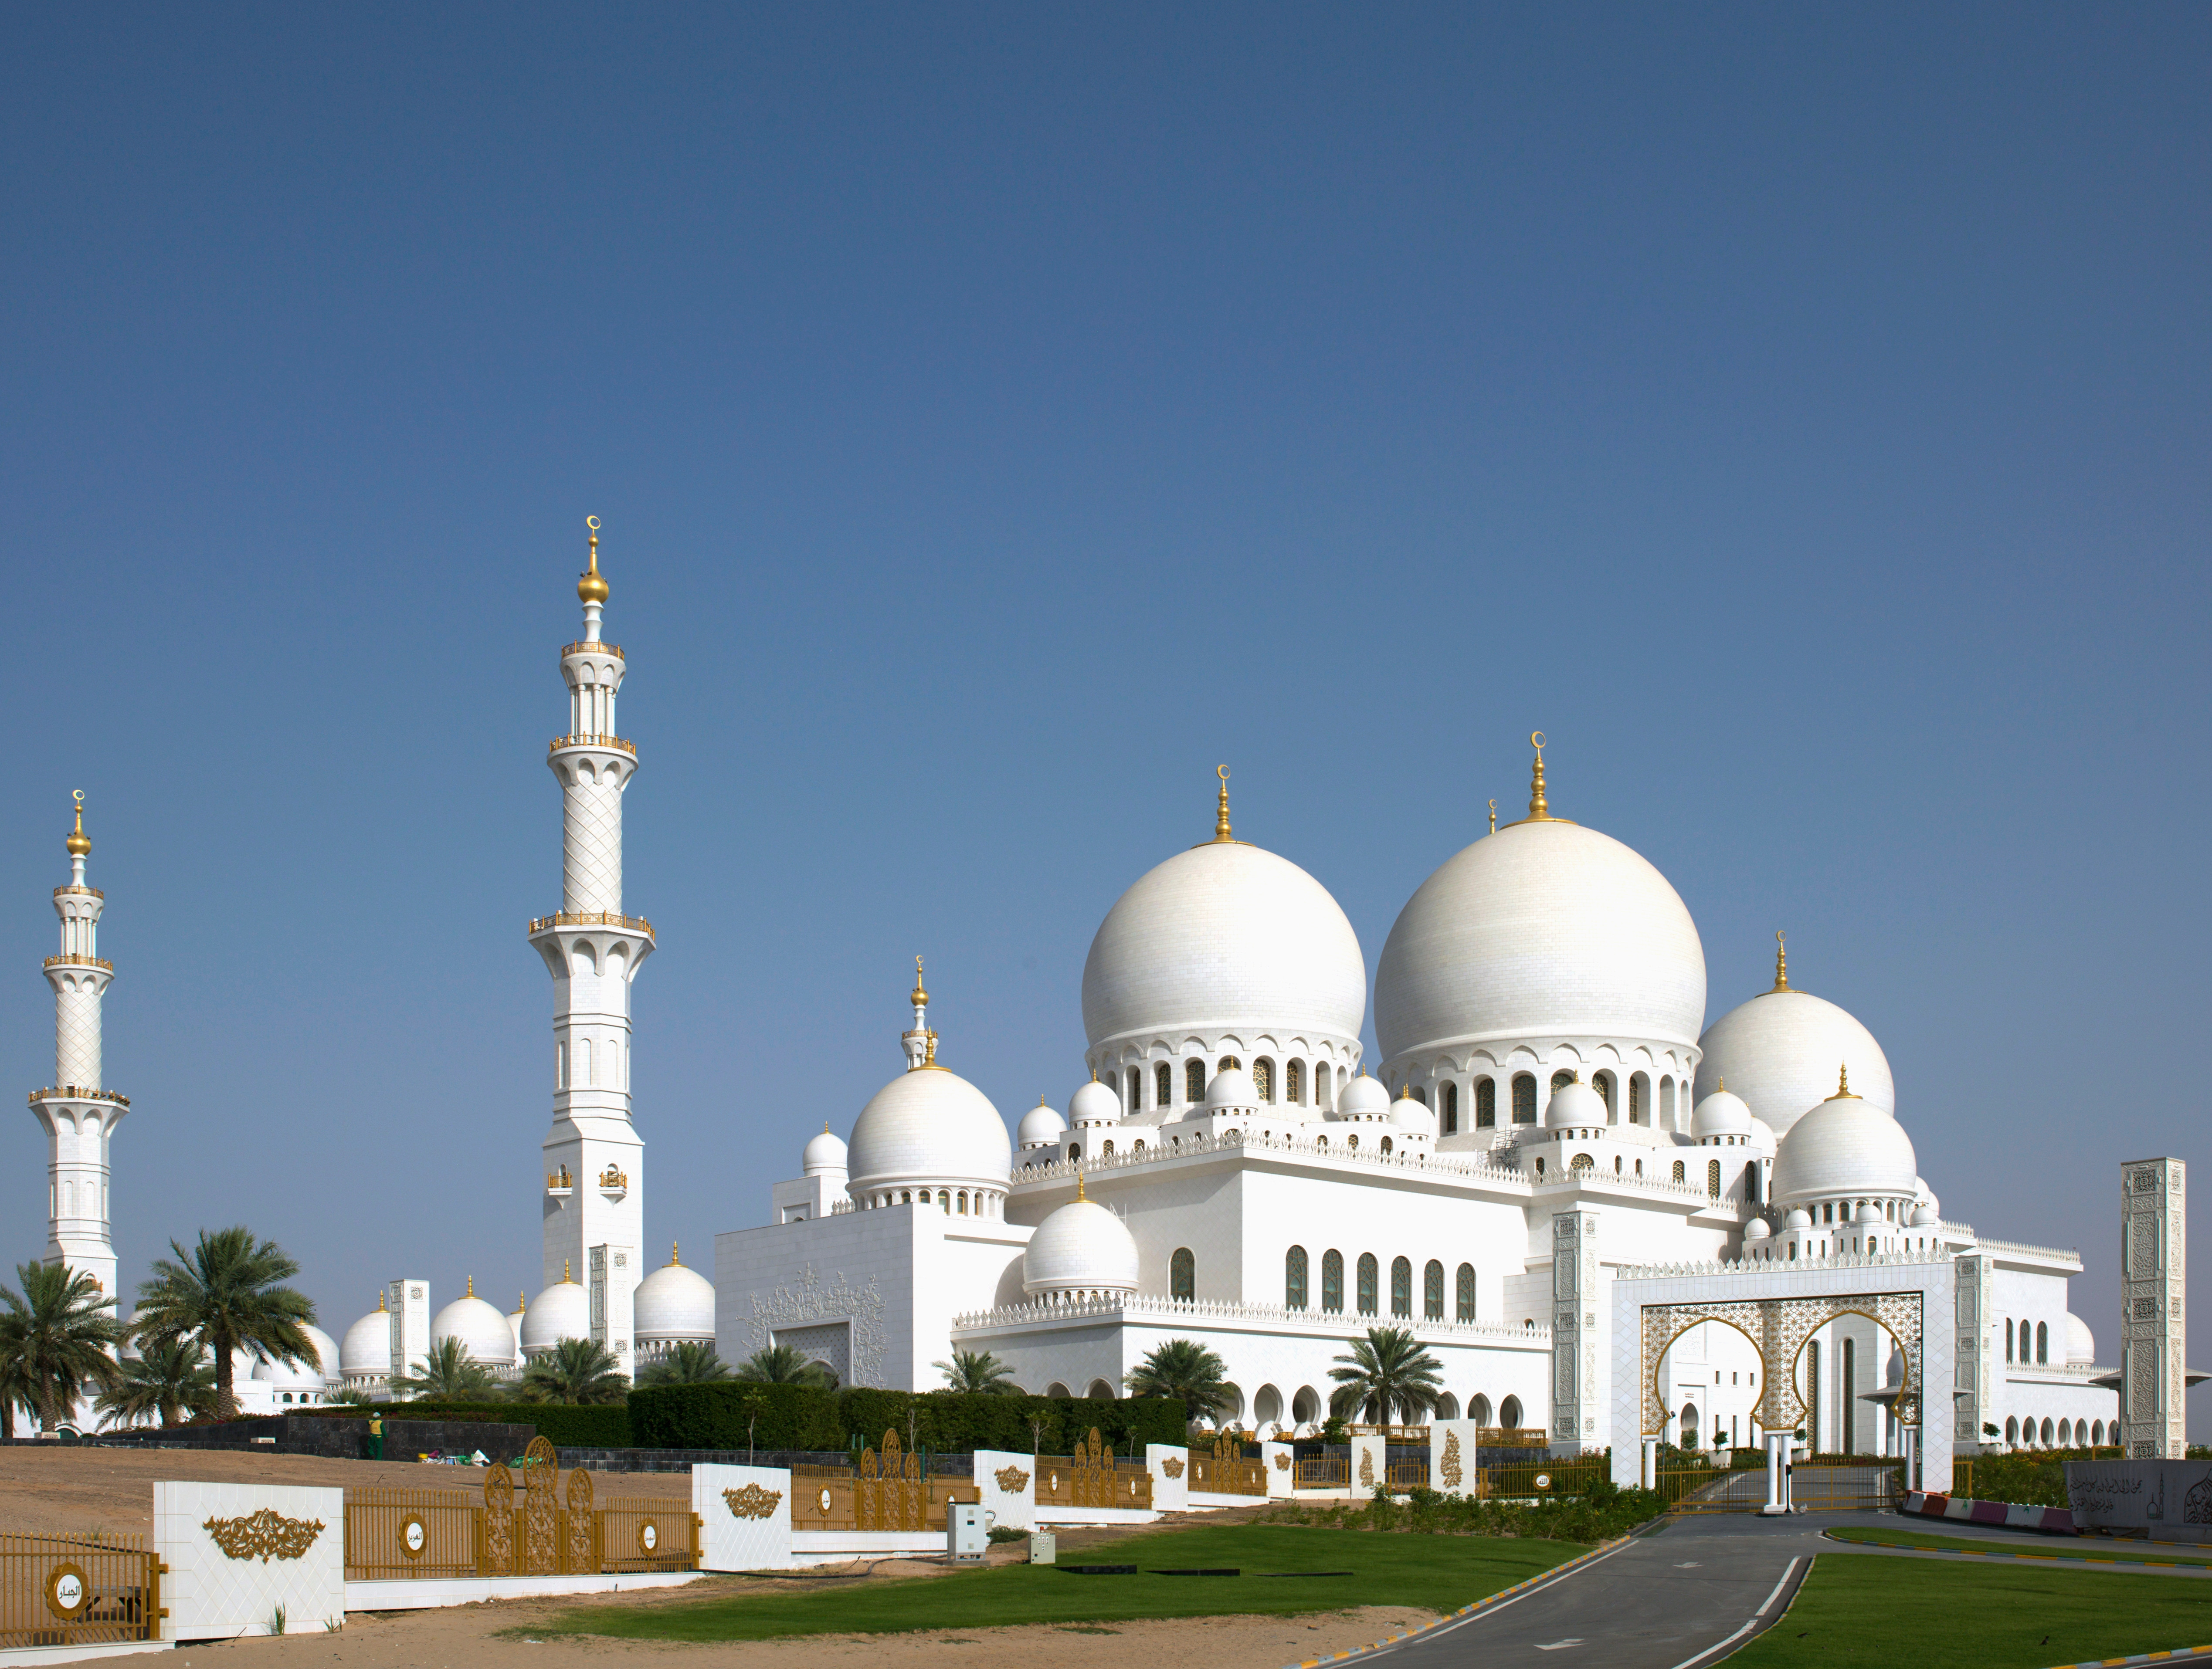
[1012,1128,1532,1190]
[29,1086,129,1107]
[42,954,112,971]
[950,1290,1552,1345]
[1616,1248,1948,1280]
[1969,1234,2081,1266]
[562,640,625,661]
[527,910,655,940]
[549,732,636,756]
[51,886,102,900]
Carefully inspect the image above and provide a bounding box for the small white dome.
[1915,1177,1941,1221]
[1546,1080,1606,1130]
[2066,1313,2097,1364]
[1021,1194,1140,1298]
[1771,1079,1918,1209]
[634,1254,716,1343]
[1696,984,1896,1138]
[252,1324,337,1391]
[1853,1202,1883,1226]
[803,1127,849,1175]
[1785,1208,1813,1230]
[433,1288,519,1368]
[340,1303,392,1378]
[1691,1088,1754,1141]
[1334,1072,1390,1121]
[519,1277,590,1355]
[847,1062,1012,1198]
[1910,1203,1938,1228]
[1204,1066,1259,1110]
[1070,1077,1123,1127]
[1391,1086,1437,1135]
[1743,1217,1772,1240]
[1018,1097,1068,1148]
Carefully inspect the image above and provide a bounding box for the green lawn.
[1727,1554,2212,1668]
[530,1524,1588,1641]
[1827,1525,2212,1569]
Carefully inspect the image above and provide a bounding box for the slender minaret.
[30,792,127,1313]
[530,519,651,1368]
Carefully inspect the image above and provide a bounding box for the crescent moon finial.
[1530,731,1545,753]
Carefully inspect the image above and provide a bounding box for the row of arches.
[1414,1068,1688,1135]
[2007,1320,2050,1364]
[2007,1415,2105,1448]
[1283,1248,1477,1321]
[50,1177,108,1221]
[1114,1055,1350,1114]
[556,1036,626,1090]
[860,1187,1004,1217]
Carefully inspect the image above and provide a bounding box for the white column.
[1760,1432,1790,1514]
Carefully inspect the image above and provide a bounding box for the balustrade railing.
[528,911,655,938]
[548,733,636,756]
[42,955,111,971]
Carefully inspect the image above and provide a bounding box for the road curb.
[1826,1531,2212,1576]
[2042,1647,2212,1667]
[1282,1534,1632,1669]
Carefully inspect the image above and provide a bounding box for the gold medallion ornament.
[1440,1430,1464,1490]
[1272,1452,1291,1471]
[723,1483,784,1521]
[1357,1448,1376,1489]
[637,1520,661,1554]
[399,1513,428,1560]
[1160,1457,1184,1479]
[44,1561,90,1621]
[993,1466,1031,1492]
[203,1509,327,1562]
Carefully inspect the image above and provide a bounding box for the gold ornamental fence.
[344,1438,695,1580]
[1036,1430,1153,1512]
[1186,1432,1267,1497]
[1,1532,162,1651]
[787,1431,984,1533]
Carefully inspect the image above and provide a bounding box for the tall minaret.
[30,792,128,1313]
[530,518,652,1368]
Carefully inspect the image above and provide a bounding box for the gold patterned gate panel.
[521,1435,560,1574]
[848,1432,980,1533]
[563,1466,597,1574]
[1637,1292,1925,1435]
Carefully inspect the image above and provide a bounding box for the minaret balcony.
[561,640,624,661]
[528,910,655,942]
[546,1165,576,1197]
[29,1087,129,1107]
[549,733,636,757]
[52,886,102,901]
[44,954,112,971]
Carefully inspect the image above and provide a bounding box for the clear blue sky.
[4,7,2206,1422]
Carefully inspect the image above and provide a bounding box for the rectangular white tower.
[387,1278,431,1384]
[30,793,127,1317]
[1549,1209,1605,1455]
[531,522,651,1372]
[2120,1157,2186,1459]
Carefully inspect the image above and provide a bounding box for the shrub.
[319,1402,631,1449]
[625,1385,1186,1455]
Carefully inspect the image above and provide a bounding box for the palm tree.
[1123,1338,1235,1422]
[635,1341,730,1387]
[133,1228,316,1419]
[390,1337,499,1402]
[735,1344,835,1388]
[0,1262,126,1433]
[517,1338,628,1404]
[933,1347,1020,1395]
[1327,1325,1444,1425]
[96,1335,217,1429]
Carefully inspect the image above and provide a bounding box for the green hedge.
[625,1386,1186,1456]
[327,1403,632,1449]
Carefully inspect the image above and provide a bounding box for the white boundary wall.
[975,1449,1037,1531]
[156,1481,345,1641]
[1429,1419,1482,1496]
[693,1464,794,1571]
[1147,1444,1187,1512]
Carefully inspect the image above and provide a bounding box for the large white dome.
[1375,816,1706,1063]
[1771,1080,1918,1208]
[432,1287,519,1368]
[634,1253,716,1343]
[1081,839,1365,1050]
[253,1324,337,1391]
[519,1276,590,1355]
[339,1303,391,1378]
[1022,1195,1140,1298]
[847,1063,1012,1198]
[1696,982,1894,1137]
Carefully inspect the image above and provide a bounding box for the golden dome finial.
[578,515,609,605]
[1836,1063,1853,1098]
[517,1290,527,1311]
[910,955,928,1009]
[466,1274,475,1298]
[1211,763,1234,843]
[671,1241,681,1267]
[923,1029,940,1068]
[1773,931,1790,992]
[564,1258,572,1283]
[1488,798,1496,835]
[1075,1167,1087,1202]
[376,1289,387,1312]
[66,790,90,858]
[1716,1074,1724,1093]
[1526,732,1551,821]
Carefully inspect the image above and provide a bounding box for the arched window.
[1067,1143,1080,1161]
[1170,1248,1195,1301]
[1629,1074,1645,1124]
[1470,1393,1492,1425]
[2041,1417,2054,1446]
[2059,1418,2072,1446]
[1357,1253,1378,1315]
[1551,1069,1575,1093]
[1185,1059,1205,1101]
[1286,1060,1303,1104]
[1661,1076,1676,1127]
[1745,1165,1759,1205]
[1442,1082,1459,1133]
[1680,1403,1698,1447]
[2093,1419,2105,1446]
[1102,1141,1114,1155]
[1512,1073,1537,1124]
[1391,1256,1412,1317]
[2005,1320,2014,1362]
[1707,1159,1721,1199]
[1672,1160,1685,1184]
[1286,1246,1309,1309]
[556,1040,568,1087]
[957,1191,968,1214]
[1841,1337,1857,1456]
[1571,1153,1594,1173]
[2036,1322,2049,1364]
[1380,1135,1393,1154]
[1456,1263,1476,1320]
[2006,1416,2019,1445]
[1412,1084,1428,1106]
[582,1038,596,1086]
[1157,1063,1172,1107]
[1126,1068,1142,1110]
[1593,1071,1613,1116]
[1501,1393,1523,1427]
[1254,1058,1274,1101]
[1424,1259,1444,1319]
[1476,1078,1496,1127]
[1321,1250,1344,1312]
[1218,1054,1241,1072]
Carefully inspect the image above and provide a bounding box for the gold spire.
[922,1029,940,1068]
[1773,931,1790,992]
[911,956,928,1009]
[1488,798,1496,835]
[1075,1168,1087,1202]
[577,515,609,605]
[466,1275,475,1298]
[65,790,90,858]
[1210,764,1235,843]
[1716,1074,1724,1093]
[517,1290,526,1312]
[376,1289,387,1312]
[1526,732,1552,821]
[670,1241,681,1267]
[563,1258,572,1283]
[1835,1063,1856,1099]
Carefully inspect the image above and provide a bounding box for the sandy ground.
[6,1450,1431,1668]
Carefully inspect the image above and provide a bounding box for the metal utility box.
[948,1500,988,1563]
[1028,1530,1057,1565]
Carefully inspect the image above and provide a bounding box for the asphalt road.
[1370,1513,1853,1669]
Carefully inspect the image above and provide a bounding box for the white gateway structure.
[719,739,2120,1466]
